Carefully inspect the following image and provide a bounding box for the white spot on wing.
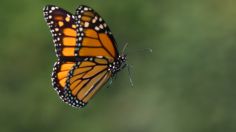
[84,22,89,27]
[99,24,104,29]
[92,18,96,23]
[95,26,99,31]
[99,17,102,22]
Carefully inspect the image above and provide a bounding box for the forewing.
[74,5,119,62]
[43,5,77,59]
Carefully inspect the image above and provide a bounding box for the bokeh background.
[1,0,236,132]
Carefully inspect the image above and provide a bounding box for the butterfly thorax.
[108,55,126,75]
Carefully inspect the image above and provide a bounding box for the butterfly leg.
[127,63,134,87]
[106,78,113,89]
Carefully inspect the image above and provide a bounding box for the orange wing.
[63,57,111,107]
[51,60,76,99]
[44,5,79,101]
[74,5,119,62]
[44,5,119,108]
[43,5,77,58]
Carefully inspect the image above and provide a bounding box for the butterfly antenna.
[121,42,134,87]
[144,48,153,53]
[129,48,153,54]
[122,42,129,56]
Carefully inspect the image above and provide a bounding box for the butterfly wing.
[43,5,77,59]
[51,60,76,99]
[44,5,119,108]
[64,57,111,107]
[74,5,119,62]
[61,5,120,107]
[44,5,78,101]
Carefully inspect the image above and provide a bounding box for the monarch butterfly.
[43,5,127,108]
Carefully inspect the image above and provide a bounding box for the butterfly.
[43,5,127,108]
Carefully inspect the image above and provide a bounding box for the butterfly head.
[119,54,127,63]
[108,55,127,75]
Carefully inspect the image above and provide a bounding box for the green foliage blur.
[0,0,236,132]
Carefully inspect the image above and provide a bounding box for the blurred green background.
[0,0,236,132]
